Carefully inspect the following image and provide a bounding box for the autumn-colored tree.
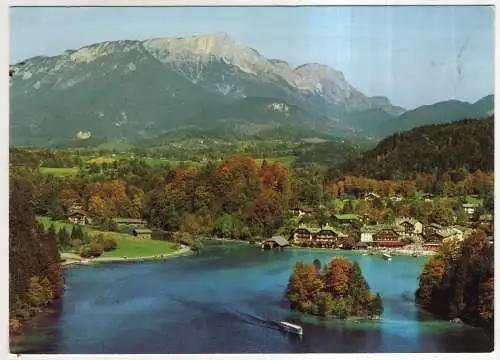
[86,179,132,218]
[325,257,353,297]
[340,236,356,250]
[59,187,81,211]
[440,237,462,263]
[215,154,261,214]
[245,189,284,237]
[315,292,334,316]
[416,256,446,308]
[286,262,310,307]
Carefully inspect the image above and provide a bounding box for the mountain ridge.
[9,33,493,147]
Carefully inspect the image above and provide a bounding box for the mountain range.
[9,33,493,146]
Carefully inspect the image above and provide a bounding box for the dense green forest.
[286,257,383,318]
[415,230,494,336]
[335,117,494,180]
[9,174,64,334]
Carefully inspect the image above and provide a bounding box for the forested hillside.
[416,230,494,336]
[335,117,493,180]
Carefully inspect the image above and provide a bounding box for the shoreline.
[61,245,192,267]
[288,246,436,257]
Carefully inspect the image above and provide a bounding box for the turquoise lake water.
[11,241,493,353]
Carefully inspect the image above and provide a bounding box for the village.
[262,191,493,255]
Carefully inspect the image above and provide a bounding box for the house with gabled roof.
[361,224,405,247]
[425,227,462,244]
[462,203,479,215]
[291,226,313,243]
[291,224,347,248]
[333,213,361,225]
[313,225,348,247]
[423,223,444,238]
[422,193,434,202]
[390,194,404,202]
[68,209,92,225]
[364,192,381,201]
[290,206,313,217]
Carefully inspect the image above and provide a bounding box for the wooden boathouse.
[262,236,290,250]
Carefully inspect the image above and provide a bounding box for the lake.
[11,241,493,354]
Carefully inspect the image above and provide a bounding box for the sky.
[9,6,494,109]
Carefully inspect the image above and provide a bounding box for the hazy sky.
[10,6,494,109]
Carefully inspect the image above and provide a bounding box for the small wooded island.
[286,257,383,319]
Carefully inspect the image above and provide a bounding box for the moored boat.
[279,321,303,335]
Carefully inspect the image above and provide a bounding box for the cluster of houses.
[288,206,486,251]
[290,224,350,248]
[358,218,473,251]
[288,191,491,251]
[67,207,152,239]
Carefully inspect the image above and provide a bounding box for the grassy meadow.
[37,216,178,259]
[40,167,79,176]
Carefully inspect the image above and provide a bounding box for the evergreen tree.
[49,197,65,221]
[368,293,384,317]
[70,225,78,240]
[313,259,322,275]
[346,261,371,316]
[47,224,57,247]
[57,227,70,249]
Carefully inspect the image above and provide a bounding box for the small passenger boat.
[279,321,303,335]
[382,253,392,261]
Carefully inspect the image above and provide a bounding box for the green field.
[37,217,178,259]
[255,156,295,167]
[331,198,360,211]
[465,195,484,206]
[95,139,132,152]
[40,167,78,176]
[100,238,177,258]
[86,155,188,167]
